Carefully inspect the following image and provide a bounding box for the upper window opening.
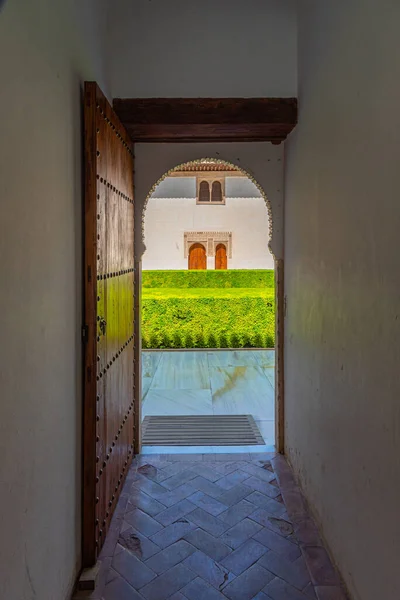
[199,180,210,202]
[212,181,223,203]
[196,176,225,205]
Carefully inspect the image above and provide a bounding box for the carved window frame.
[184,231,232,258]
[196,175,226,205]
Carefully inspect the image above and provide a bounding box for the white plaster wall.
[0,1,108,599]
[143,192,273,270]
[135,143,284,260]
[284,2,400,599]
[106,0,297,97]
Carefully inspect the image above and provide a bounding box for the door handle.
[99,317,107,336]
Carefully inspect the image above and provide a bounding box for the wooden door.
[215,243,227,270]
[83,82,135,566]
[188,243,207,269]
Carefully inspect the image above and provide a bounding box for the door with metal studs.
[83,82,136,566]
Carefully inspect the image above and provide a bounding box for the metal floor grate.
[141,415,265,446]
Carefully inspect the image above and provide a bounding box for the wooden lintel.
[113,98,297,143]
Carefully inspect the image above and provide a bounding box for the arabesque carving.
[184,232,232,259]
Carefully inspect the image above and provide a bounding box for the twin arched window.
[199,180,210,203]
[197,178,225,204]
[212,181,223,203]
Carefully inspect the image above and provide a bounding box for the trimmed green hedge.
[142,269,274,289]
[142,290,275,349]
[143,288,271,299]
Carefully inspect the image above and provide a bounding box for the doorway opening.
[215,243,227,270]
[83,87,291,566]
[189,243,207,270]
[140,158,277,452]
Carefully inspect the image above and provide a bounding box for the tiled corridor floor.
[142,350,275,448]
[74,453,347,600]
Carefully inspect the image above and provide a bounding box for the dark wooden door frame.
[115,97,295,458]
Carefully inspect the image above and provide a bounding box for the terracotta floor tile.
[87,454,344,600]
[183,550,235,590]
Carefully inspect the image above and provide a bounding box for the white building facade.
[143,171,273,270]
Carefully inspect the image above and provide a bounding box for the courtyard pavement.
[142,350,275,450]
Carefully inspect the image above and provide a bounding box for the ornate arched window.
[211,181,223,203]
[196,177,225,204]
[198,180,210,202]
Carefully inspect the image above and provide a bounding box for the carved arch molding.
[140,158,274,261]
[184,231,232,259]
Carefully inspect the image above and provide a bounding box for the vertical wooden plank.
[275,258,285,454]
[83,82,136,567]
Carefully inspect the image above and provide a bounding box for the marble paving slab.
[142,376,153,402]
[141,350,276,450]
[142,351,163,378]
[151,351,210,390]
[207,350,260,368]
[141,444,276,454]
[209,366,275,421]
[142,389,213,417]
[252,350,275,368]
[255,420,275,446]
[261,366,274,387]
[142,353,164,402]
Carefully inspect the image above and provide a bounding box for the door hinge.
[82,324,89,342]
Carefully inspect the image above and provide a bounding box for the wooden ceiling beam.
[112,98,297,144]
